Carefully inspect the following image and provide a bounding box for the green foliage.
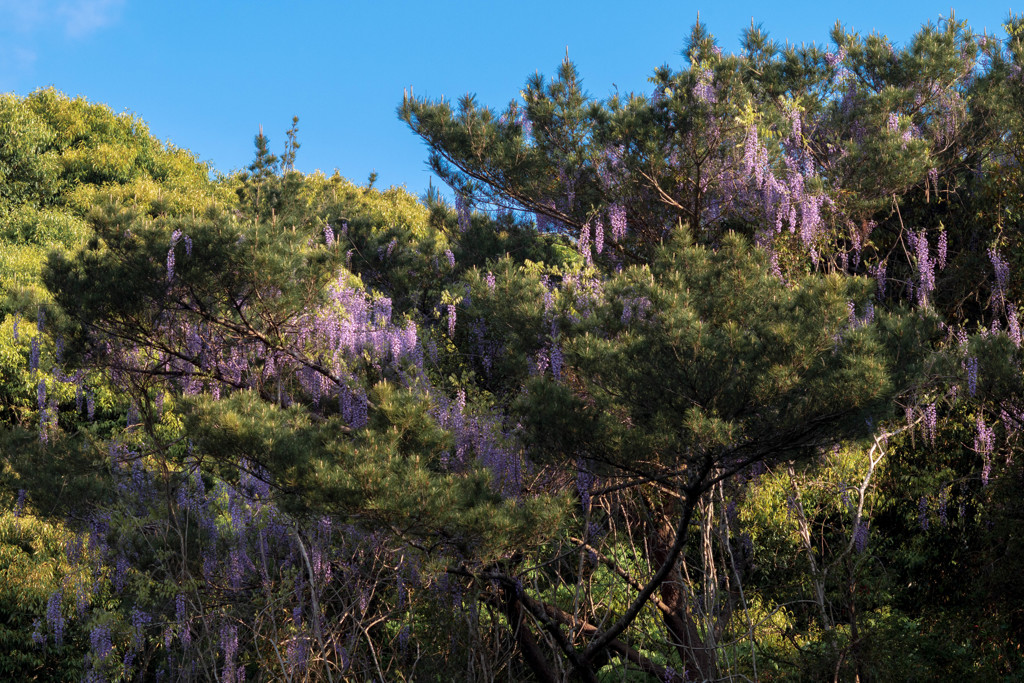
[520,231,907,477]
[183,387,565,562]
[0,511,90,681]
[4,11,1024,679]
[0,88,212,213]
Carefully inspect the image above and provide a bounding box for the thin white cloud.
[0,2,46,33]
[57,0,125,38]
[0,0,122,90]
[0,0,124,38]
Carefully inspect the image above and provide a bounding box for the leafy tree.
[400,12,1024,679]
[3,11,1024,682]
[452,230,913,680]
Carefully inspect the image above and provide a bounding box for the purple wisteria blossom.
[886,112,901,133]
[608,204,627,242]
[432,390,526,497]
[114,555,129,593]
[908,230,935,306]
[518,108,533,137]
[176,594,191,646]
[621,296,652,325]
[874,261,887,300]
[167,229,191,281]
[966,356,979,396]
[693,69,717,103]
[847,301,874,329]
[770,251,784,283]
[166,246,176,281]
[37,378,50,442]
[825,45,847,68]
[925,403,937,445]
[30,336,40,373]
[989,247,1010,311]
[578,220,592,264]
[1008,305,1021,347]
[576,460,595,513]
[90,624,114,661]
[31,620,44,647]
[741,123,828,246]
[456,194,471,232]
[549,344,563,380]
[975,414,995,485]
[220,624,239,683]
[853,521,869,553]
[46,591,64,645]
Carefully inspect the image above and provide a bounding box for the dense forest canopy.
[1,13,1023,682]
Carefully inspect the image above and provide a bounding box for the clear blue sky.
[0,1,1017,197]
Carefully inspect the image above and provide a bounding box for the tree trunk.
[502,588,560,683]
[648,494,717,680]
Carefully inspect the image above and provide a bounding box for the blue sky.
[0,1,1017,197]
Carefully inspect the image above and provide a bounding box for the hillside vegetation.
[2,14,1023,682]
